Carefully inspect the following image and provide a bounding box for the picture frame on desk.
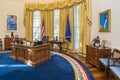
[98,9,111,32]
[5,35,9,38]
[15,35,19,38]
[6,14,17,32]
[100,40,108,48]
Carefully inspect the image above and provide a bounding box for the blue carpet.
[0,52,75,80]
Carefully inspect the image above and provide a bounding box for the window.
[33,10,41,41]
[74,5,80,51]
[54,9,60,40]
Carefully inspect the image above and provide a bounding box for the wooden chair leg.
[109,70,112,80]
[105,67,108,80]
[105,67,110,80]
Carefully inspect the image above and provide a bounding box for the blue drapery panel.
[65,15,71,42]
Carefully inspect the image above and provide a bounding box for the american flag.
[41,19,46,36]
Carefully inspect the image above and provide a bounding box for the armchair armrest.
[107,57,114,66]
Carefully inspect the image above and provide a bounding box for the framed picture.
[6,15,17,31]
[98,9,111,32]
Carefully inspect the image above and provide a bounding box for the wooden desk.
[11,43,51,66]
[49,41,65,51]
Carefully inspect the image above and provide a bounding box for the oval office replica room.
[0,0,120,80]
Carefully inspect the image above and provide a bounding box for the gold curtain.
[59,7,74,50]
[24,0,84,41]
[41,10,54,38]
[59,8,68,49]
[76,0,83,3]
[80,0,92,54]
[24,0,92,54]
[59,8,67,40]
[85,0,92,53]
[24,10,33,41]
[24,3,36,41]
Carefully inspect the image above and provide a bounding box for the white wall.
[0,0,25,49]
[0,0,25,38]
[91,0,120,49]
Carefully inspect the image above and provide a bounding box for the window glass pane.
[33,10,41,41]
[54,34,59,37]
[33,23,40,28]
[54,30,59,34]
[74,5,80,51]
[75,28,79,34]
[54,9,60,39]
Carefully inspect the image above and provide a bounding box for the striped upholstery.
[99,58,113,66]
[110,67,120,79]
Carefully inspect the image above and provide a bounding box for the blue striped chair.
[99,48,120,80]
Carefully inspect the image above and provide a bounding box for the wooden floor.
[67,52,107,80]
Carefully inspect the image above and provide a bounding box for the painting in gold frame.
[98,9,111,32]
[6,15,17,32]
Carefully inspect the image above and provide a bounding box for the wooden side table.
[49,41,65,52]
[0,38,3,51]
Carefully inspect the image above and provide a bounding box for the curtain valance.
[25,0,84,11]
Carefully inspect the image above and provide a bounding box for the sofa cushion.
[110,66,120,79]
[99,58,114,66]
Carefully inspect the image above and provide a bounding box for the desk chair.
[42,36,49,44]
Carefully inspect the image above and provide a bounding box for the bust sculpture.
[94,36,100,47]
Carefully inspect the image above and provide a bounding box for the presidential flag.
[41,19,46,36]
[65,15,71,42]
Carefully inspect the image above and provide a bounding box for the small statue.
[11,32,14,38]
[96,36,100,43]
